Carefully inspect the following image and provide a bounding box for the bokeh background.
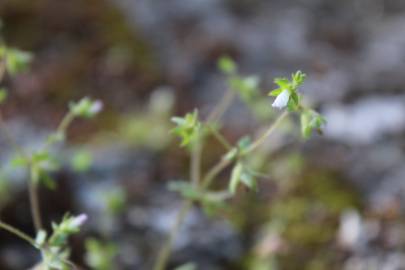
[1,0,405,269]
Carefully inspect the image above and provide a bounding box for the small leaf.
[218,56,236,74]
[240,171,257,191]
[230,76,259,102]
[274,78,289,89]
[5,48,32,75]
[224,148,238,161]
[237,136,252,150]
[47,132,65,144]
[229,162,243,194]
[269,89,283,97]
[168,181,202,200]
[40,172,56,190]
[10,155,28,168]
[69,97,103,118]
[170,110,201,147]
[300,109,326,139]
[35,230,47,247]
[71,150,93,172]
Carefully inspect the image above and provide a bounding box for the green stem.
[206,88,236,124]
[207,124,232,151]
[245,111,288,154]
[28,174,43,231]
[0,113,43,231]
[153,201,193,270]
[44,111,75,150]
[201,156,232,189]
[154,88,236,270]
[0,220,36,247]
[0,113,29,161]
[28,111,76,232]
[190,138,202,187]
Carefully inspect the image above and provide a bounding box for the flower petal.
[272,89,290,109]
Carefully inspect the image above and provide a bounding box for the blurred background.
[1,0,405,269]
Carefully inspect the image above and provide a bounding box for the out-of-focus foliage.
[0,45,32,76]
[85,238,117,270]
[117,89,174,150]
[71,149,93,172]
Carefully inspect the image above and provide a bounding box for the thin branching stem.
[206,88,236,124]
[43,111,75,150]
[201,157,232,189]
[154,88,289,270]
[153,201,193,270]
[190,138,202,187]
[28,172,43,231]
[29,111,75,231]
[0,113,43,231]
[0,114,29,161]
[154,87,236,270]
[0,220,36,247]
[246,111,288,154]
[207,124,232,151]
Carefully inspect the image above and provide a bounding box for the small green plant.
[0,42,102,269]
[154,56,326,270]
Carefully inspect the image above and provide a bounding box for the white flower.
[89,100,103,115]
[272,89,290,109]
[71,214,88,228]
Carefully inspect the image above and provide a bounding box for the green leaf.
[224,148,238,161]
[237,136,252,152]
[40,172,56,190]
[10,155,28,168]
[69,97,103,118]
[85,238,117,270]
[35,230,47,247]
[170,109,201,147]
[47,131,65,145]
[218,56,236,74]
[229,162,243,194]
[269,89,283,97]
[269,71,307,110]
[292,70,306,88]
[71,150,93,172]
[4,48,32,75]
[287,97,299,111]
[274,78,289,89]
[300,109,326,139]
[240,171,257,191]
[168,181,202,200]
[230,76,259,102]
[104,187,126,214]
